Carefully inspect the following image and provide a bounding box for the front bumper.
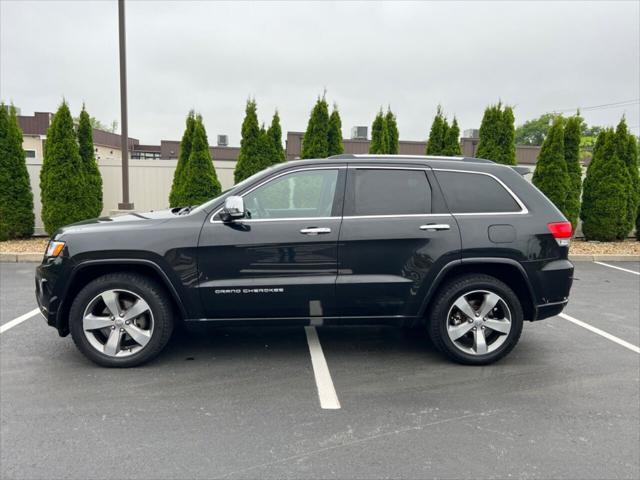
[35,256,72,336]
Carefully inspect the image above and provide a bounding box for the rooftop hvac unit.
[351,126,368,140]
[217,135,229,147]
[463,129,479,139]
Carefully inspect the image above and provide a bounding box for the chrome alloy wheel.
[446,289,512,356]
[82,289,154,358]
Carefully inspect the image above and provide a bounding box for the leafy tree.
[0,104,34,240]
[444,117,461,156]
[514,113,556,146]
[73,114,117,133]
[234,99,262,182]
[267,110,285,164]
[614,117,639,236]
[169,111,196,207]
[581,129,631,241]
[532,117,570,217]
[385,108,399,154]
[327,105,344,156]
[426,106,448,155]
[563,114,582,229]
[369,109,386,154]
[259,124,277,168]
[40,101,87,234]
[179,117,221,205]
[476,102,516,165]
[77,106,103,218]
[301,96,329,159]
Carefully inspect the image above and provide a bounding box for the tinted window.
[244,169,338,219]
[436,171,521,213]
[352,169,431,215]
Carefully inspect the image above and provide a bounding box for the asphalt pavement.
[1,261,638,479]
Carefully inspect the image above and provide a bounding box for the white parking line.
[559,313,640,354]
[305,326,341,410]
[0,308,40,334]
[594,261,640,276]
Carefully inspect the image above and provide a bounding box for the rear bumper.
[529,259,574,321]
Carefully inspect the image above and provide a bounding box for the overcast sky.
[2,1,639,146]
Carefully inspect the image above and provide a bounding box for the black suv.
[36,155,574,367]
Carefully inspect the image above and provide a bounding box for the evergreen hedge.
[581,129,631,241]
[532,117,570,218]
[563,114,582,230]
[0,104,35,240]
[614,117,639,236]
[426,106,447,155]
[234,100,262,182]
[267,111,286,164]
[169,111,196,207]
[77,106,103,218]
[40,102,88,234]
[476,102,516,165]
[179,117,221,205]
[385,109,399,154]
[327,106,344,157]
[444,117,461,156]
[301,96,329,159]
[369,109,386,154]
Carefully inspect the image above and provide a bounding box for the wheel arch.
[419,258,536,322]
[56,259,187,336]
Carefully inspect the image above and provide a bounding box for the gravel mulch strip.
[1,237,639,256]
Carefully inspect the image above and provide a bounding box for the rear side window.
[351,169,431,215]
[436,171,522,213]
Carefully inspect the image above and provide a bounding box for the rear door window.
[348,168,431,216]
[435,170,522,213]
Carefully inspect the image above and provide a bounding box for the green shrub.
[179,117,221,205]
[234,100,262,183]
[0,104,35,240]
[444,117,461,156]
[327,106,344,157]
[302,96,329,159]
[77,106,103,218]
[369,109,387,154]
[267,110,286,164]
[385,108,399,154]
[169,111,196,207]
[563,114,582,230]
[614,117,639,237]
[426,106,447,155]
[581,129,631,241]
[40,101,88,235]
[476,102,516,165]
[533,117,570,217]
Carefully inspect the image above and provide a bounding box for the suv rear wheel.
[427,274,523,365]
[69,273,174,367]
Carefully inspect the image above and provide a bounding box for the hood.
[54,209,177,238]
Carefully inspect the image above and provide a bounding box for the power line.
[552,99,640,113]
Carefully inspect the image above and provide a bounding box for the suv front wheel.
[69,273,174,367]
[427,274,523,365]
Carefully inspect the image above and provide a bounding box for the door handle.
[419,223,450,231]
[300,227,331,235]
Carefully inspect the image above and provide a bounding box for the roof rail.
[327,153,495,164]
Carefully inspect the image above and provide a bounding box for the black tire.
[69,272,174,367]
[427,274,523,365]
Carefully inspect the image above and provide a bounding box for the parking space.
[1,262,639,479]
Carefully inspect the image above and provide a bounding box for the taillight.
[547,221,572,246]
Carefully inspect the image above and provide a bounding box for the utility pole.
[118,0,133,210]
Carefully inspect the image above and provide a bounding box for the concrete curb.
[1,252,638,263]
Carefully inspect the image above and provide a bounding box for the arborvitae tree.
[77,106,103,218]
[532,117,570,217]
[234,99,262,182]
[259,124,278,168]
[40,101,88,234]
[581,129,631,241]
[301,96,329,159]
[477,102,516,165]
[369,109,386,154]
[426,106,447,155]
[444,117,461,156]
[327,105,344,157]
[179,117,221,205]
[385,108,399,154]
[614,117,639,236]
[0,104,35,240]
[563,114,582,230]
[267,110,286,164]
[169,111,196,207]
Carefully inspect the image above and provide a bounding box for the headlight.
[45,240,65,258]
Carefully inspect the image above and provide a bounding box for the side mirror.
[221,196,245,222]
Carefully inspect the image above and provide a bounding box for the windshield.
[189,165,279,214]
